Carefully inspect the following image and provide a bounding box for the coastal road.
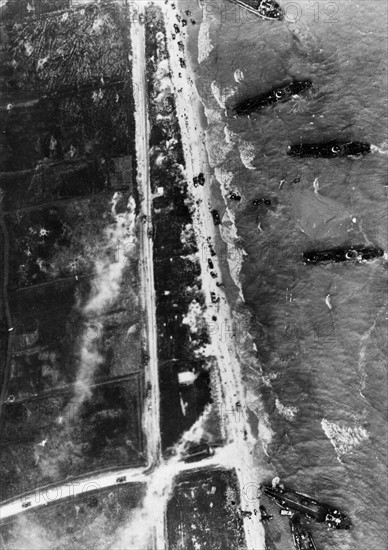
[0,204,14,428]
[129,0,161,473]
[0,450,227,521]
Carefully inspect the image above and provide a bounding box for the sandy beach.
[160,2,273,547]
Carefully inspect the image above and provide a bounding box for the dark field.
[167,468,247,550]
[6,191,133,289]
[0,374,144,501]
[0,0,143,503]
[0,482,146,550]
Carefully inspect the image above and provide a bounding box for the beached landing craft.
[229,80,313,117]
[228,0,284,20]
[290,516,317,550]
[261,483,352,529]
[303,245,384,265]
[287,140,371,158]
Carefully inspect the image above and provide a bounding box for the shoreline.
[161,2,273,547]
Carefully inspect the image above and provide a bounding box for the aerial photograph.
[0,0,387,549]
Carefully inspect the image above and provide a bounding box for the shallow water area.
[189,0,388,548]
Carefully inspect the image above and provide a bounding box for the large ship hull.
[228,0,283,20]
[230,79,312,117]
[287,140,371,158]
[261,484,351,529]
[303,245,384,265]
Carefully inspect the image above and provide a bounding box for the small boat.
[259,504,274,523]
[261,483,351,529]
[228,0,283,20]
[303,245,384,265]
[291,515,317,550]
[230,79,312,117]
[287,140,371,158]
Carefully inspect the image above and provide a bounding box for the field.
[167,468,247,550]
[0,0,144,502]
[0,374,144,500]
[0,483,146,550]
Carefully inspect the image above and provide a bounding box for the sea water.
[191,0,387,548]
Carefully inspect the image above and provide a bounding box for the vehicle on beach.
[181,443,215,463]
[228,0,283,20]
[197,172,205,185]
[261,483,352,529]
[211,209,221,225]
[208,258,214,269]
[116,476,126,483]
[138,13,145,24]
[229,79,313,117]
[193,173,205,187]
[287,140,371,158]
[173,23,180,33]
[179,58,186,68]
[210,271,217,278]
[303,245,384,264]
[210,291,220,303]
[290,515,317,550]
[182,19,188,26]
[22,501,32,509]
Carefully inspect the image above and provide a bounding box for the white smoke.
[73,195,137,405]
[112,409,210,550]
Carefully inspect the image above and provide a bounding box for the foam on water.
[194,0,388,547]
[321,419,369,459]
[238,140,256,169]
[275,398,297,421]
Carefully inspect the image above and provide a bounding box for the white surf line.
[129,0,161,471]
[161,5,265,549]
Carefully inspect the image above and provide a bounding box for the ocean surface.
[186,0,387,548]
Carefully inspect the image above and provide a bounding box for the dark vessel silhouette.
[290,515,317,550]
[228,0,283,20]
[261,483,352,529]
[303,245,384,264]
[287,140,371,158]
[259,504,273,523]
[230,79,312,117]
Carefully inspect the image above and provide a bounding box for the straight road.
[129,1,161,472]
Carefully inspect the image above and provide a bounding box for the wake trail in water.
[371,143,388,155]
